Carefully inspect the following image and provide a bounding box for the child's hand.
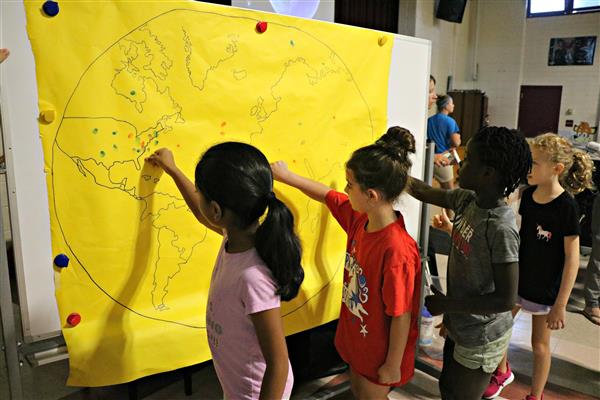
[435,322,447,338]
[546,304,566,330]
[377,362,401,385]
[432,209,452,234]
[146,148,177,175]
[270,161,290,182]
[425,285,447,316]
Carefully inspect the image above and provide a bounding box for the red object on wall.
[67,313,81,327]
[256,21,268,33]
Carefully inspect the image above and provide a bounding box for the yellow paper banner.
[24,0,392,386]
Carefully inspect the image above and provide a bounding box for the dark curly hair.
[470,126,532,197]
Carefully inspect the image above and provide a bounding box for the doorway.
[517,85,562,137]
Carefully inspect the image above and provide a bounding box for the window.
[573,0,600,11]
[530,0,565,14]
[528,0,600,17]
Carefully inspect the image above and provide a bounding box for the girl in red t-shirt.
[272,126,422,399]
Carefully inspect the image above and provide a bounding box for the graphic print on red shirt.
[343,241,370,337]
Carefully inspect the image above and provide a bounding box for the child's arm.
[146,149,222,235]
[377,312,410,384]
[547,235,580,329]
[407,177,451,209]
[271,161,331,203]
[425,261,518,315]
[250,308,290,400]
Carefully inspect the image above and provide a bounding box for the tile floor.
[3,226,599,400]
[100,253,599,400]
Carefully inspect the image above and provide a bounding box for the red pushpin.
[66,313,81,327]
[256,21,268,33]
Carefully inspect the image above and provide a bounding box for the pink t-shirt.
[207,240,293,399]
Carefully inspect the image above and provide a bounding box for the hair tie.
[266,191,276,202]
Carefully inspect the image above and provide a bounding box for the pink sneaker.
[524,395,544,400]
[482,364,514,399]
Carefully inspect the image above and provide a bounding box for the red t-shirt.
[325,190,421,386]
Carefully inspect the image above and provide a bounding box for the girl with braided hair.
[272,126,422,399]
[409,126,531,400]
[146,143,303,399]
[482,133,594,400]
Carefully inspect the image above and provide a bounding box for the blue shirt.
[427,113,460,154]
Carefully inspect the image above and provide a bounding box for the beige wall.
[474,0,527,128]
[522,12,600,135]
[413,0,477,97]
[409,0,599,132]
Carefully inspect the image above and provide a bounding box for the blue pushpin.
[54,254,69,268]
[42,1,59,17]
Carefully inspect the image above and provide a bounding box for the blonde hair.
[530,133,594,194]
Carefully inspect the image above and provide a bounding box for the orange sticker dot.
[220,131,225,135]
[128,133,133,139]
[220,121,227,127]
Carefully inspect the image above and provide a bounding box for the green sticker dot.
[113,144,118,150]
[92,128,99,134]
[130,90,136,96]
[154,140,159,145]
[99,150,106,157]
[112,131,117,136]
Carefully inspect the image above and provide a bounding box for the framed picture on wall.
[548,36,596,66]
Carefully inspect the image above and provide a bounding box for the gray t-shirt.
[443,189,519,347]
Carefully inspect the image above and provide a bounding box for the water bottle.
[419,306,434,347]
[586,141,600,153]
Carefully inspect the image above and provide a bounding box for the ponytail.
[255,195,304,301]
[531,133,594,195]
[562,151,594,195]
[195,142,304,301]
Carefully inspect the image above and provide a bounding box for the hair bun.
[375,126,416,156]
[436,95,452,112]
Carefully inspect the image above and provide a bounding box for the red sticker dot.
[67,313,81,327]
[256,21,268,33]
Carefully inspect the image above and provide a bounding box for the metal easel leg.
[0,167,23,399]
